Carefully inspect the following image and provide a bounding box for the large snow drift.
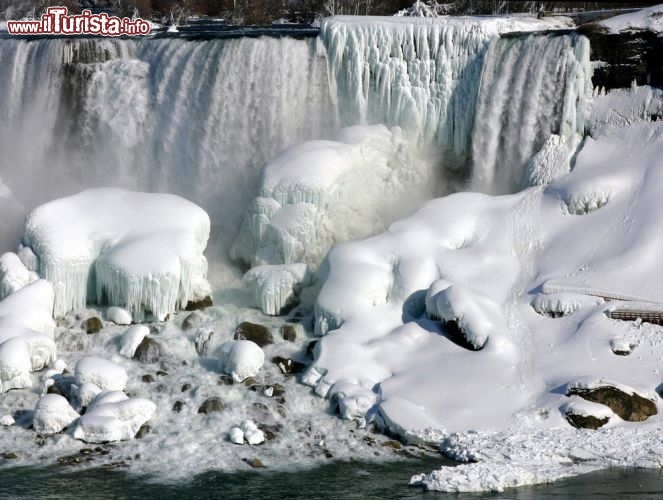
[22,188,211,320]
[600,5,663,34]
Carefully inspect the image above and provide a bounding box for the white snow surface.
[300,86,663,489]
[32,394,80,435]
[106,306,132,325]
[218,340,265,383]
[23,188,211,320]
[75,356,128,392]
[600,4,663,33]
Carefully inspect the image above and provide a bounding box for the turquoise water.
[2,458,663,499]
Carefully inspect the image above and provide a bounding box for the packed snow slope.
[600,4,663,33]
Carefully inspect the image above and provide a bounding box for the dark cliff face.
[580,24,663,90]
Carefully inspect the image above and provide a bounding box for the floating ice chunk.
[22,188,211,320]
[1,415,14,426]
[0,337,32,392]
[243,264,311,315]
[0,252,34,300]
[229,426,244,444]
[73,390,156,443]
[75,356,128,392]
[119,325,149,358]
[106,306,132,325]
[218,340,264,383]
[33,394,80,434]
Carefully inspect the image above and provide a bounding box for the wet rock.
[565,410,610,430]
[141,374,155,383]
[83,317,103,334]
[217,376,234,386]
[325,451,333,459]
[243,377,256,388]
[383,440,402,450]
[271,356,306,375]
[181,383,192,392]
[156,370,168,377]
[135,424,150,439]
[185,296,213,311]
[280,323,298,342]
[3,452,18,460]
[567,384,657,422]
[80,448,94,455]
[172,401,184,413]
[234,322,273,347]
[198,397,226,414]
[306,340,318,359]
[56,330,86,352]
[244,457,265,468]
[182,311,207,331]
[133,337,161,364]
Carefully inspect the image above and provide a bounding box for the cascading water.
[0,18,592,279]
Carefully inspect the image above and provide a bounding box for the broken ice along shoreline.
[2,9,663,495]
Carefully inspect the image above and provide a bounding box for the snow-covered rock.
[106,306,132,325]
[218,340,264,383]
[240,419,265,445]
[119,325,149,358]
[73,382,103,412]
[22,188,211,320]
[229,426,244,444]
[243,264,311,315]
[75,356,128,392]
[73,390,156,443]
[33,394,80,434]
[0,337,32,392]
[0,252,35,300]
[1,415,14,426]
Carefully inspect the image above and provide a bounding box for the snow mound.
[243,264,311,315]
[600,5,663,34]
[232,126,434,268]
[0,337,32,392]
[107,306,132,325]
[33,394,80,434]
[73,390,156,443]
[218,340,265,383]
[0,252,36,300]
[119,325,149,358]
[75,356,128,392]
[531,293,604,317]
[22,188,211,320]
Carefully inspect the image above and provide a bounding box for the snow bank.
[232,126,433,269]
[73,390,156,443]
[22,188,211,320]
[33,394,80,434]
[600,5,663,34]
[243,264,311,315]
[75,356,128,392]
[306,86,663,448]
[218,340,265,383]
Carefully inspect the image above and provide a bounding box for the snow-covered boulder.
[0,337,32,392]
[119,325,149,358]
[73,390,156,443]
[22,188,211,320]
[231,126,433,268]
[106,306,132,325]
[75,356,127,392]
[229,426,244,444]
[243,263,311,315]
[0,252,36,300]
[240,419,265,445]
[73,382,103,412]
[218,340,264,383]
[33,394,80,434]
[0,279,55,338]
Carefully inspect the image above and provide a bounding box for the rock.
[156,370,168,377]
[280,323,299,342]
[132,337,161,365]
[271,356,306,375]
[243,377,256,387]
[565,410,610,430]
[218,376,234,386]
[172,401,184,413]
[383,440,402,450]
[135,424,150,439]
[198,397,226,414]
[141,375,155,383]
[3,452,18,459]
[83,317,103,334]
[1,415,15,426]
[245,457,265,468]
[33,394,80,434]
[611,339,634,356]
[567,383,657,422]
[47,379,71,400]
[234,322,273,347]
[249,383,285,397]
[106,307,132,326]
[182,311,207,331]
[218,340,265,383]
[185,296,213,311]
[230,427,244,444]
[181,383,192,391]
[56,330,86,352]
[306,340,318,359]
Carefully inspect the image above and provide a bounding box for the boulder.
[133,337,161,365]
[272,356,306,375]
[185,296,213,311]
[198,397,226,414]
[234,322,273,347]
[83,317,103,334]
[567,380,657,422]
